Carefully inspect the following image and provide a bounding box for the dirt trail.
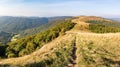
[68,36,77,67]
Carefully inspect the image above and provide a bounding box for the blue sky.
[0,0,120,18]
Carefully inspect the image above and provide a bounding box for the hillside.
[0,16,120,67]
[0,16,70,34]
[0,16,69,46]
[0,16,49,33]
[4,20,75,58]
[72,16,120,33]
[0,31,14,57]
[0,31,13,45]
[19,17,70,37]
[0,33,120,67]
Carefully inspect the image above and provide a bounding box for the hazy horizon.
[0,0,120,18]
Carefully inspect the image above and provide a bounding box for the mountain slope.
[0,16,120,67]
[19,17,69,37]
[0,16,48,33]
[0,34,75,67]
[0,31,13,45]
[5,20,75,58]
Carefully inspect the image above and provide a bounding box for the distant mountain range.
[0,16,71,33]
[109,18,120,21]
[0,16,49,33]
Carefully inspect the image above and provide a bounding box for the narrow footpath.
[68,36,77,67]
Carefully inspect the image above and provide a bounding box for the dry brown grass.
[71,17,90,33]
[76,33,120,67]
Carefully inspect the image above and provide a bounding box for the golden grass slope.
[76,33,120,67]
